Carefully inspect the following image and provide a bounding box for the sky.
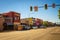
[0,0,60,23]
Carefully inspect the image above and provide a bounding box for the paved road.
[0,26,60,40]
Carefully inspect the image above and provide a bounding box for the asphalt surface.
[0,26,60,40]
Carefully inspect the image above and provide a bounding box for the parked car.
[22,25,31,30]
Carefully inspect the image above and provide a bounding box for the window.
[14,16,20,20]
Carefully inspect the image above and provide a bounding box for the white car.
[22,25,30,30]
[32,26,38,29]
[40,25,46,28]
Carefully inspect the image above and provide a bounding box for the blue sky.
[0,0,60,23]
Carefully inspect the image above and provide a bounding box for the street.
[0,26,60,40]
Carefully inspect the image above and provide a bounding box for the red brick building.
[0,14,4,31]
[3,11,20,25]
[2,11,22,30]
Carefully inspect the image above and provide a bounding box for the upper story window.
[14,16,20,20]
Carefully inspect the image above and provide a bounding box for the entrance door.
[3,23,14,31]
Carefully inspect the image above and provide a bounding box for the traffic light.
[58,9,60,15]
[58,15,60,19]
[52,3,56,8]
[45,4,48,10]
[59,15,60,19]
[34,6,38,11]
[58,9,60,19]
[30,6,33,11]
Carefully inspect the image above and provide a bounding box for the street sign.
[52,3,56,8]
[34,6,38,11]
